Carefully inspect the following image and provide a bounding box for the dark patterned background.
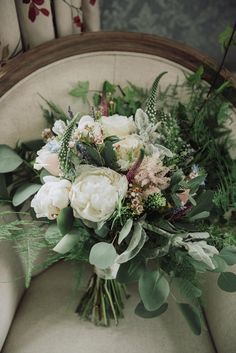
[101,0,236,71]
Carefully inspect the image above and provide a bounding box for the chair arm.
[204,265,236,353]
[0,207,25,350]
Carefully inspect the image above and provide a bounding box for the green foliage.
[0,216,49,287]
[135,302,168,319]
[57,207,74,236]
[101,138,119,170]
[145,72,167,123]
[77,142,104,166]
[116,256,145,283]
[89,242,117,269]
[177,303,202,335]
[103,80,116,94]
[0,145,23,173]
[58,115,77,177]
[12,183,41,207]
[116,223,147,264]
[145,193,166,211]
[185,190,214,220]
[118,218,133,245]
[39,95,68,125]
[0,174,9,200]
[187,65,204,86]
[219,247,236,265]
[139,270,170,311]
[207,224,236,250]
[171,278,202,301]
[218,25,236,52]
[53,229,80,254]
[217,272,236,292]
[69,81,89,103]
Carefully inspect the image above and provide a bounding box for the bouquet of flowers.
[0,70,236,335]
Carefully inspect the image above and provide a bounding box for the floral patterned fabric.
[0,0,100,66]
[101,0,236,71]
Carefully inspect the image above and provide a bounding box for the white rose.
[100,114,136,138]
[74,115,103,144]
[113,134,143,171]
[31,176,71,220]
[34,145,60,176]
[69,166,128,223]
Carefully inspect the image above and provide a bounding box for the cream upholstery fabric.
[0,207,25,350]
[0,0,100,58]
[0,51,235,352]
[204,266,236,353]
[2,262,215,353]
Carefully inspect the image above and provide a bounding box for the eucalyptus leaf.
[57,207,74,236]
[12,183,41,207]
[89,242,117,270]
[53,229,80,254]
[118,218,133,245]
[177,303,202,335]
[135,302,168,318]
[217,272,236,292]
[219,247,236,265]
[0,145,23,173]
[139,270,170,311]
[116,223,147,264]
[171,278,202,299]
[116,257,145,283]
[211,255,227,273]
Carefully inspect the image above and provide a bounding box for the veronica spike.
[145,72,167,123]
[58,113,78,177]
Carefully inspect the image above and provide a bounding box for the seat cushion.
[3,262,215,353]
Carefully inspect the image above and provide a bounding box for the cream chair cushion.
[0,51,235,353]
[2,262,216,353]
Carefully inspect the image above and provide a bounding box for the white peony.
[113,134,143,171]
[69,166,128,223]
[100,114,136,138]
[74,115,103,144]
[34,145,60,176]
[31,176,71,220]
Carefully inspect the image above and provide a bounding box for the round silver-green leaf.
[89,242,117,270]
[218,272,236,292]
[139,270,170,311]
[12,183,41,207]
[0,145,23,173]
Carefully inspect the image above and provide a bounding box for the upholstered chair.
[0,32,235,353]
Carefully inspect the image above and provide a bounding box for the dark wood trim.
[0,32,235,104]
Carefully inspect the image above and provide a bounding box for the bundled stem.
[76,274,129,326]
